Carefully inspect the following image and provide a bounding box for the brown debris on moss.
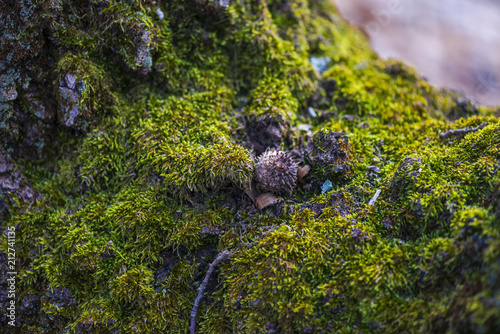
[306,130,352,174]
[247,117,284,156]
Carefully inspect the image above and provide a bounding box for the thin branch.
[190,249,233,334]
[439,122,487,139]
[233,213,257,228]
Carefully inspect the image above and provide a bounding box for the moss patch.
[1,0,500,333]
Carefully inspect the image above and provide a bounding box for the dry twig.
[190,249,233,334]
[439,122,487,139]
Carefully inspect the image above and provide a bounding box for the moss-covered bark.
[1,0,500,333]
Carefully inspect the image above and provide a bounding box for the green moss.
[245,76,299,125]
[132,92,254,197]
[55,54,114,119]
[2,0,500,333]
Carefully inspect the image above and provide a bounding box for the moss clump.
[132,92,254,197]
[1,0,500,333]
[54,54,115,130]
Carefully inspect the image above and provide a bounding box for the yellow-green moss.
[2,0,500,333]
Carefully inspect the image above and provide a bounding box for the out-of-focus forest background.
[333,0,500,106]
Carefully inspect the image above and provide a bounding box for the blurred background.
[332,0,500,106]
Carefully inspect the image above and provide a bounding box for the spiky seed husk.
[255,148,298,196]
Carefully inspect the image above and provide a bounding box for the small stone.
[218,0,230,8]
[156,8,164,20]
[310,56,330,74]
[296,124,312,132]
[321,180,332,194]
[308,106,317,117]
[64,73,78,90]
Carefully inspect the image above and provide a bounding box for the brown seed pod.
[297,165,310,183]
[255,148,298,196]
[256,192,280,210]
